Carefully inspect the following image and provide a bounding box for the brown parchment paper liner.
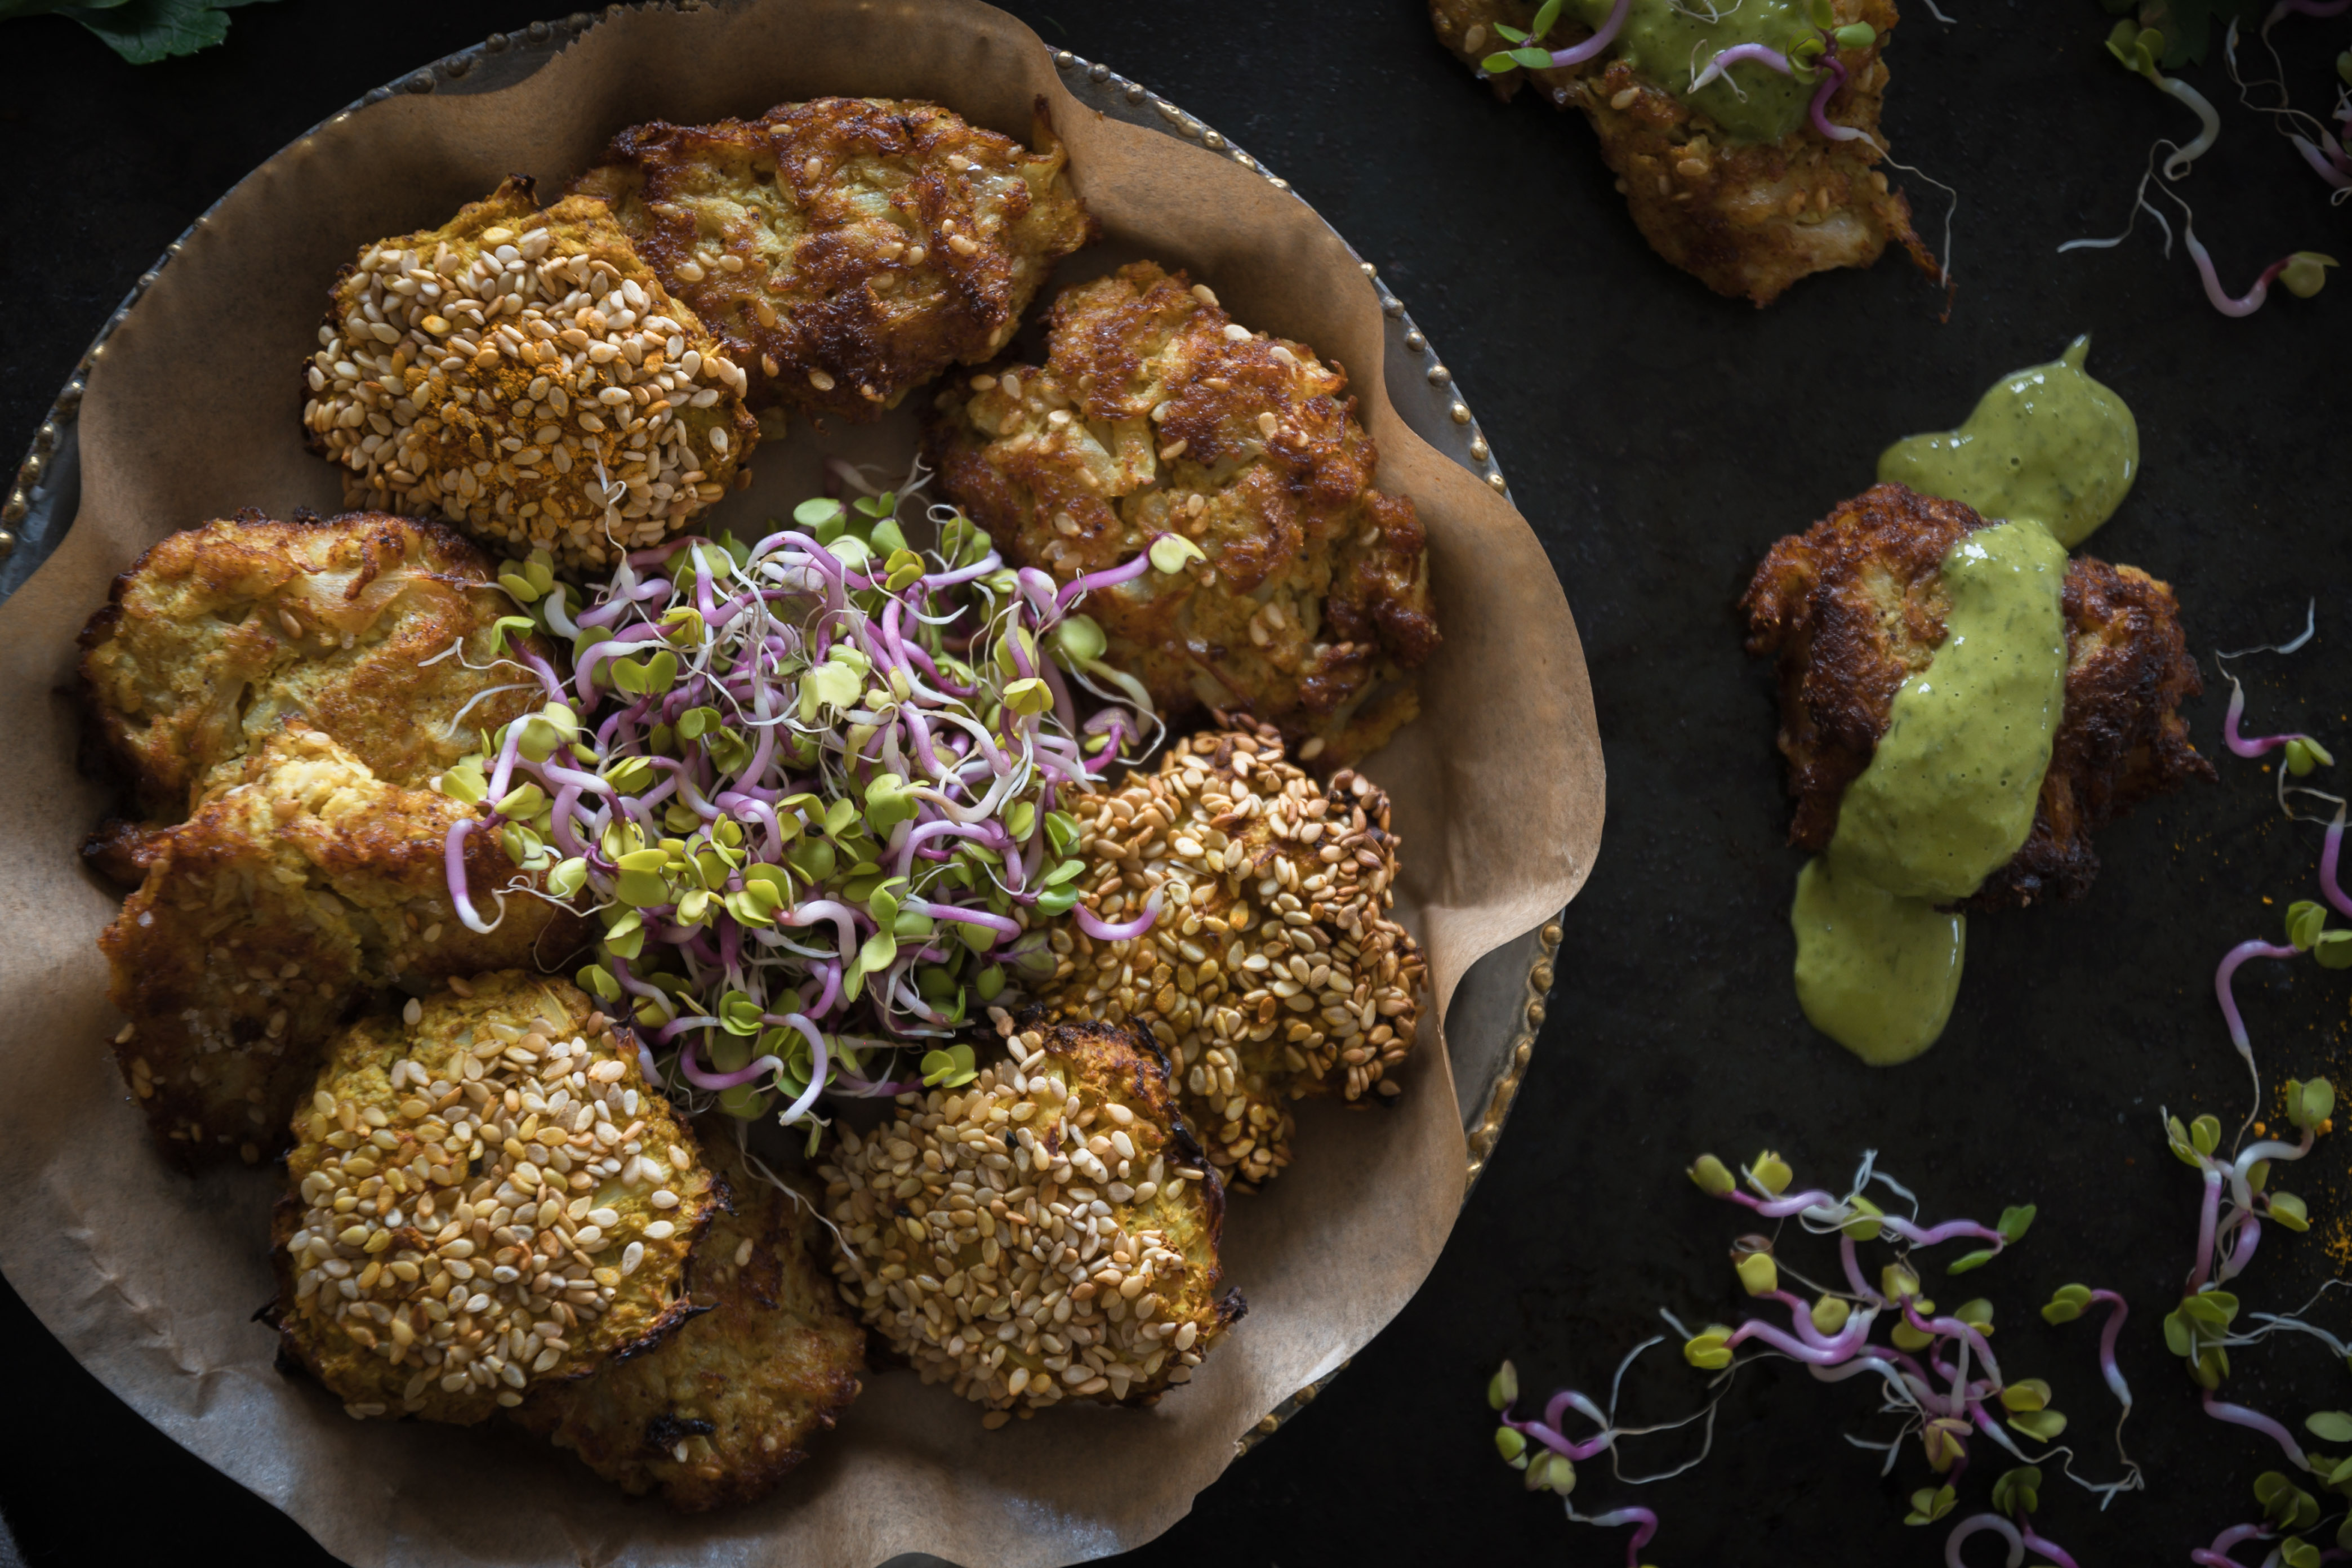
[0,3,1602,1563]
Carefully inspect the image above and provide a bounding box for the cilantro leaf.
[4,0,283,63]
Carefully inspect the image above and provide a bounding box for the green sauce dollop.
[1876,337,2139,548]
[1790,519,2069,1065]
[1565,0,1812,144]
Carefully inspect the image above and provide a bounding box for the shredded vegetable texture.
[1485,1153,2139,1564]
[434,466,1191,1128]
[2180,624,2352,1561]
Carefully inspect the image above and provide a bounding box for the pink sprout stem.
[1945,1513,2023,1566]
[443,819,501,934]
[1691,42,1791,91]
[1579,1508,1658,1566]
[1073,892,1161,942]
[1810,56,1868,142]
[2203,1391,2311,1467]
[2019,1524,2079,1568]
[2321,805,2352,918]
[2193,1524,2271,1568]
[1543,0,1633,66]
[2222,680,2311,758]
[2085,1290,2134,1411]
[676,1034,783,1090]
[2185,229,2295,317]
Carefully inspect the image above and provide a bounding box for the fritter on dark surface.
[1740,482,2212,910]
[822,1013,1241,1415]
[304,177,760,572]
[274,973,719,1423]
[1031,723,1425,1189]
[103,727,590,1166]
[78,509,550,821]
[571,97,1095,421]
[511,1134,863,1509]
[926,261,1438,766]
[1427,0,1937,306]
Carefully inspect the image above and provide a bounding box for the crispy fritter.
[304,176,760,572]
[102,728,590,1166]
[571,97,1095,420]
[511,1135,863,1509]
[822,1014,1241,1412]
[1740,482,2213,910]
[1032,723,1425,1188]
[926,261,1438,767]
[1427,0,1938,306]
[78,509,550,821]
[273,973,719,1423]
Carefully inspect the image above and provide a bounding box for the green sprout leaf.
[2288,1076,2337,1131]
[2308,1411,2352,1445]
[1749,1150,1793,1196]
[2269,1191,2311,1232]
[2289,899,2330,951]
[2006,1408,2068,1444]
[2191,1114,2222,1156]
[2042,1284,2094,1325]
[1507,44,1553,69]
[1810,1295,1851,1334]
[1688,1153,1735,1196]
[1480,50,1520,73]
[1946,1248,1996,1276]
[1735,1251,1779,1297]
[2000,1379,2052,1414]
[1488,1361,1518,1411]
[1683,1328,1734,1370]
[2316,930,2352,969]
[1997,1204,2038,1244]
[2282,253,2340,301]
[1529,0,1561,40]
[2257,1471,2322,1531]
[1148,533,1208,574]
[1833,20,1876,48]
[1904,1484,1957,1525]
[1494,1425,1529,1466]
[1991,1465,2042,1520]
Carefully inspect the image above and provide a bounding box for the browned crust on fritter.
[1426,0,1939,306]
[1024,1012,1230,1254]
[925,261,1438,766]
[102,729,590,1167]
[510,1137,865,1509]
[1740,482,2212,909]
[78,509,550,821]
[571,96,1095,420]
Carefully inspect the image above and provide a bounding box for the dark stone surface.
[5,2,2350,1563]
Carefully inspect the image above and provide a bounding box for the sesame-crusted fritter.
[103,728,590,1166]
[511,1135,863,1509]
[1427,0,1938,306]
[1740,482,2213,910]
[274,973,719,1423]
[926,262,1438,767]
[78,509,550,821]
[822,1014,1241,1415]
[304,176,760,572]
[1032,724,1425,1188]
[570,97,1095,420]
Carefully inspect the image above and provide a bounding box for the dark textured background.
[4,2,2350,1563]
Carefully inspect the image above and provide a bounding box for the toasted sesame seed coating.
[103,728,590,1169]
[274,972,719,1424]
[822,1015,1240,1414]
[78,508,554,820]
[925,261,1439,767]
[303,177,760,573]
[1032,724,1426,1189]
[571,97,1095,419]
[511,1134,865,1509]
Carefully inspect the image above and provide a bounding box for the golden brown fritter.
[103,728,591,1166]
[1740,482,2213,910]
[571,97,1095,420]
[1032,724,1425,1188]
[304,177,760,572]
[511,1135,863,1509]
[822,1013,1241,1414]
[926,261,1439,767]
[78,509,550,821]
[273,973,719,1423]
[1427,0,1939,306]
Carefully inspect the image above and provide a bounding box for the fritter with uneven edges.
[926,261,1438,766]
[1427,0,1937,306]
[822,1013,1241,1414]
[1740,482,2212,910]
[304,176,760,572]
[79,509,550,821]
[512,1135,863,1509]
[274,973,718,1423]
[572,97,1095,420]
[103,728,589,1166]
[1032,723,1424,1188]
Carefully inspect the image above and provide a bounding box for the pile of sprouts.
[432,465,1202,1132]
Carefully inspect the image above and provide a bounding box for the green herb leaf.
[1508,45,1553,69]
[2307,1411,2352,1444]
[1997,1203,2037,1244]
[1529,0,1561,39]
[1945,1248,1995,1276]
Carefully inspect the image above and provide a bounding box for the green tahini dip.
[1876,337,2139,549]
[1563,0,1813,144]
[1790,519,2069,1065]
